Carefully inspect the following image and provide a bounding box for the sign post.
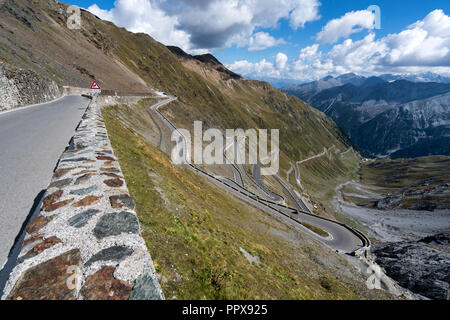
[90,80,101,95]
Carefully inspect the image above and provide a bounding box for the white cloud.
[316,10,375,44]
[248,32,285,51]
[88,0,192,51]
[228,10,450,82]
[227,52,289,79]
[326,33,387,73]
[227,59,280,78]
[88,4,114,21]
[291,44,335,80]
[288,0,321,29]
[324,9,450,71]
[297,44,320,61]
[87,0,321,53]
[410,8,450,37]
[382,10,450,67]
[275,53,288,70]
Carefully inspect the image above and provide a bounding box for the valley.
[283,74,450,158]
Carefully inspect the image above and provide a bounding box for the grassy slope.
[120,45,361,217]
[97,12,362,219]
[360,156,450,188]
[103,104,391,300]
[300,151,360,219]
[353,156,450,209]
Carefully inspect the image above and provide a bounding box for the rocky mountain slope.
[336,155,450,300]
[373,233,450,300]
[0,0,396,299]
[379,72,450,84]
[0,62,61,111]
[283,75,450,158]
[0,0,151,92]
[283,73,366,102]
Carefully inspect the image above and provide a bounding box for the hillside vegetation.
[102,102,390,299]
[341,156,450,211]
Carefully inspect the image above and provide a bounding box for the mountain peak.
[166,45,192,59]
[361,76,387,87]
[166,46,221,65]
[193,53,222,66]
[336,73,362,81]
[321,75,334,81]
[166,46,241,80]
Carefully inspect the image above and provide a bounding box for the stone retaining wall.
[1,95,164,300]
[0,62,61,112]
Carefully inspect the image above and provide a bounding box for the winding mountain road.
[0,95,90,268]
[150,96,369,254]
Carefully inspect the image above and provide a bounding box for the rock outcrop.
[373,233,450,300]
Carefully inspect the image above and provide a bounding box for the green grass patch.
[301,222,329,238]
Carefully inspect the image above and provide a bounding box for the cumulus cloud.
[316,10,375,44]
[227,59,280,78]
[227,52,289,79]
[88,0,193,52]
[248,32,285,51]
[88,4,114,21]
[382,9,450,67]
[291,44,335,79]
[325,33,387,73]
[229,10,450,81]
[87,0,321,53]
[288,0,321,29]
[325,9,450,70]
[275,53,288,70]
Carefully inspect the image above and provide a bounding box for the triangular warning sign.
[90,81,101,90]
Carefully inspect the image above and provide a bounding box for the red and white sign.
[90,80,101,90]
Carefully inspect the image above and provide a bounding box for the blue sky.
[214,0,449,64]
[67,0,450,82]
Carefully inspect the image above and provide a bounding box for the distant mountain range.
[283,73,450,158]
[379,72,450,84]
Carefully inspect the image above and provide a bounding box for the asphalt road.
[0,95,89,268]
[251,163,284,202]
[151,96,367,254]
[254,164,361,252]
[223,141,244,187]
[273,174,310,213]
